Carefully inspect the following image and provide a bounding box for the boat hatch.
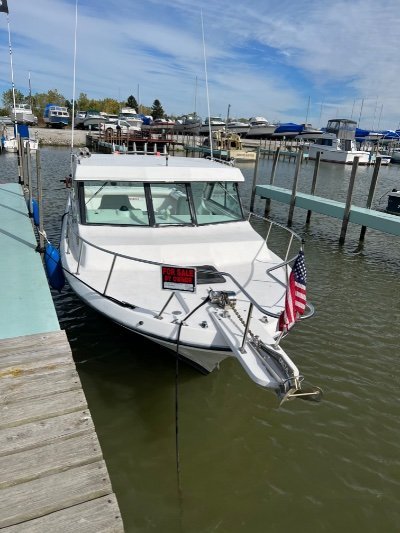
[196,265,226,284]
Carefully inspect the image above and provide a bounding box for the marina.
[0,181,124,531]
[0,147,399,531]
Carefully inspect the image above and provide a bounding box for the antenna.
[71,0,78,151]
[201,9,213,159]
[4,9,17,124]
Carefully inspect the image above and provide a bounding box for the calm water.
[1,148,399,533]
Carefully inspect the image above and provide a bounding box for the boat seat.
[99,194,132,211]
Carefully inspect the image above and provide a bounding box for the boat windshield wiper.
[85,181,109,206]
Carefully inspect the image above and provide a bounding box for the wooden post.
[249,147,261,212]
[306,151,321,224]
[339,156,359,245]
[26,143,33,219]
[264,146,281,217]
[287,147,303,226]
[36,149,45,253]
[358,156,382,244]
[17,135,24,184]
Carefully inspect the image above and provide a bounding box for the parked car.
[100,119,141,134]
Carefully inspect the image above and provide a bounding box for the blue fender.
[32,199,40,226]
[44,243,65,291]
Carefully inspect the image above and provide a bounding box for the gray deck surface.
[0,330,124,532]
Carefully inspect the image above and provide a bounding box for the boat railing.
[65,209,314,322]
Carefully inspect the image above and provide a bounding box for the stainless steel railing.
[64,207,314,322]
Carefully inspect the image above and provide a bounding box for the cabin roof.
[74,154,245,182]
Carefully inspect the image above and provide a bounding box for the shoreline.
[4,126,87,147]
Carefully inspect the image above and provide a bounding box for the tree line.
[0,89,168,120]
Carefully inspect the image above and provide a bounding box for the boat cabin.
[326,119,357,140]
[73,154,245,227]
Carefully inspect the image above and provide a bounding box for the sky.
[1,0,400,130]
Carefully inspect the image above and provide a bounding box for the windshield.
[81,181,243,226]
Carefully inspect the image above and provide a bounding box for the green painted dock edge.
[0,183,60,339]
[255,184,400,236]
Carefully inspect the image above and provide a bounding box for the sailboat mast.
[70,0,78,150]
[201,9,213,159]
[194,76,198,115]
[28,72,32,107]
[5,11,17,122]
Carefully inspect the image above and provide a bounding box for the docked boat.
[43,104,70,128]
[199,116,226,135]
[246,117,276,139]
[75,110,104,130]
[2,124,38,152]
[226,120,250,137]
[174,114,202,135]
[308,118,372,164]
[59,150,320,402]
[203,130,256,162]
[273,123,321,139]
[10,103,38,126]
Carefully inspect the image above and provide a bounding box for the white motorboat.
[199,116,226,135]
[308,119,373,165]
[10,103,38,125]
[3,137,38,153]
[174,114,202,135]
[2,124,39,152]
[226,120,250,137]
[246,117,277,139]
[60,150,319,402]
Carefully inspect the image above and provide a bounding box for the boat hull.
[308,146,371,164]
[63,269,231,373]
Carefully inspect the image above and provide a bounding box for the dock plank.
[0,366,80,403]
[0,330,70,358]
[0,432,103,489]
[1,494,124,532]
[0,460,112,528]
[0,388,88,429]
[0,409,94,457]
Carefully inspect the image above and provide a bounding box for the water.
[1,148,400,532]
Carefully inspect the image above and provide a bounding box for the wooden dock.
[0,182,124,531]
[255,185,400,237]
[0,330,124,531]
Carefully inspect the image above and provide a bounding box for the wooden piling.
[306,151,321,224]
[287,147,303,226]
[264,146,281,217]
[249,147,261,212]
[358,157,382,245]
[36,150,45,253]
[339,156,359,245]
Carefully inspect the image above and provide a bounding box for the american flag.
[278,250,307,332]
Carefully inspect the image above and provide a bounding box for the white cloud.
[1,0,400,129]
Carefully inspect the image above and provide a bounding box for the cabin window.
[150,183,192,225]
[80,180,243,227]
[82,181,149,226]
[191,182,243,224]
